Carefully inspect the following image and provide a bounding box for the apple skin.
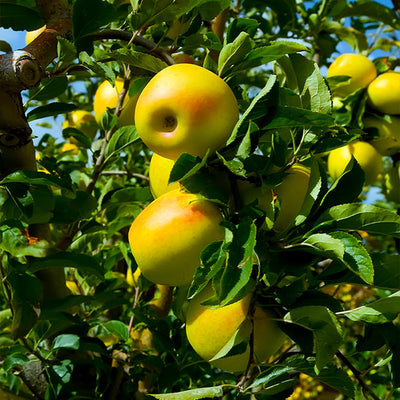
[93,78,138,126]
[149,153,180,198]
[364,116,400,156]
[134,64,239,160]
[128,189,225,286]
[367,72,400,115]
[273,164,310,232]
[327,53,377,97]
[186,286,285,372]
[237,164,310,233]
[327,140,383,185]
[384,162,400,203]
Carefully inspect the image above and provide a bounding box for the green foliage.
[0,0,400,399]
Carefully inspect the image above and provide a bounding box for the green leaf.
[28,252,104,280]
[265,106,335,129]
[101,187,152,210]
[218,218,257,306]
[51,191,97,224]
[218,32,254,77]
[52,334,80,351]
[285,306,343,373]
[73,0,115,39]
[29,77,68,102]
[148,386,224,400]
[104,126,140,160]
[288,53,332,114]
[79,51,115,83]
[3,353,30,372]
[230,40,309,76]
[280,354,355,398]
[169,153,207,184]
[373,253,400,290]
[110,48,168,74]
[330,231,374,285]
[27,103,77,122]
[339,291,400,324]
[102,320,129,341]
[228,75,277,145]
[264,0,297,30]
[1,170,69,190]
[0,222,50,258]
[226,18,259,42]
[56,37,77,71]
[303,233,345,258]
[10,302,38,339]
[337,0,400,29]
[314,203,400,237]
[318,157,365,212]
[0,4,44,31]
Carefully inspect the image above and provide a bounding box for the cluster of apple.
[126,63,296,371]
[326,53,400,201]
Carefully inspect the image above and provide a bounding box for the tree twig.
[336,350,380,400]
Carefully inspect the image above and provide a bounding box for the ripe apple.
[148,153,180,198]
[128,189,225,286]
[327,140,383,185]
[25,25,46,45]
[60,142,80,155]
[273,164,310,232]
[237,164,310,233]
[185,285,285,372]
[134,64,239,160]
[367,72,400,115]
[384,162,400,203]
[62,110,98,144]
[327,53,377,97]
[93,78,139,126]
[363,115,400,156]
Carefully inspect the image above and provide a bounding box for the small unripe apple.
[363,115,400,156]
[327,53,377,97]
[134,64,239,160]
[148,153,180,198]
[128,190,225,286]
[327,140,383,184]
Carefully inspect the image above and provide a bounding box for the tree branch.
[92,29,175,65]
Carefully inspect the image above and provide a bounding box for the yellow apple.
[327,53,377,97]
[148,153,180,198]
[62,110,98,144]
[93,78,139,126]
[25,25,46,45]
[384,162,400,203]
[237,164,310,233]
[327,140,383,184]
[134,64,239,160]
[186,285,285,372]
[367,72,400,115]
[363,115,400,156]
[60,143,80,155]
[128,189,225,286]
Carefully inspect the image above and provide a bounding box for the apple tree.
[0,0,400,399]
